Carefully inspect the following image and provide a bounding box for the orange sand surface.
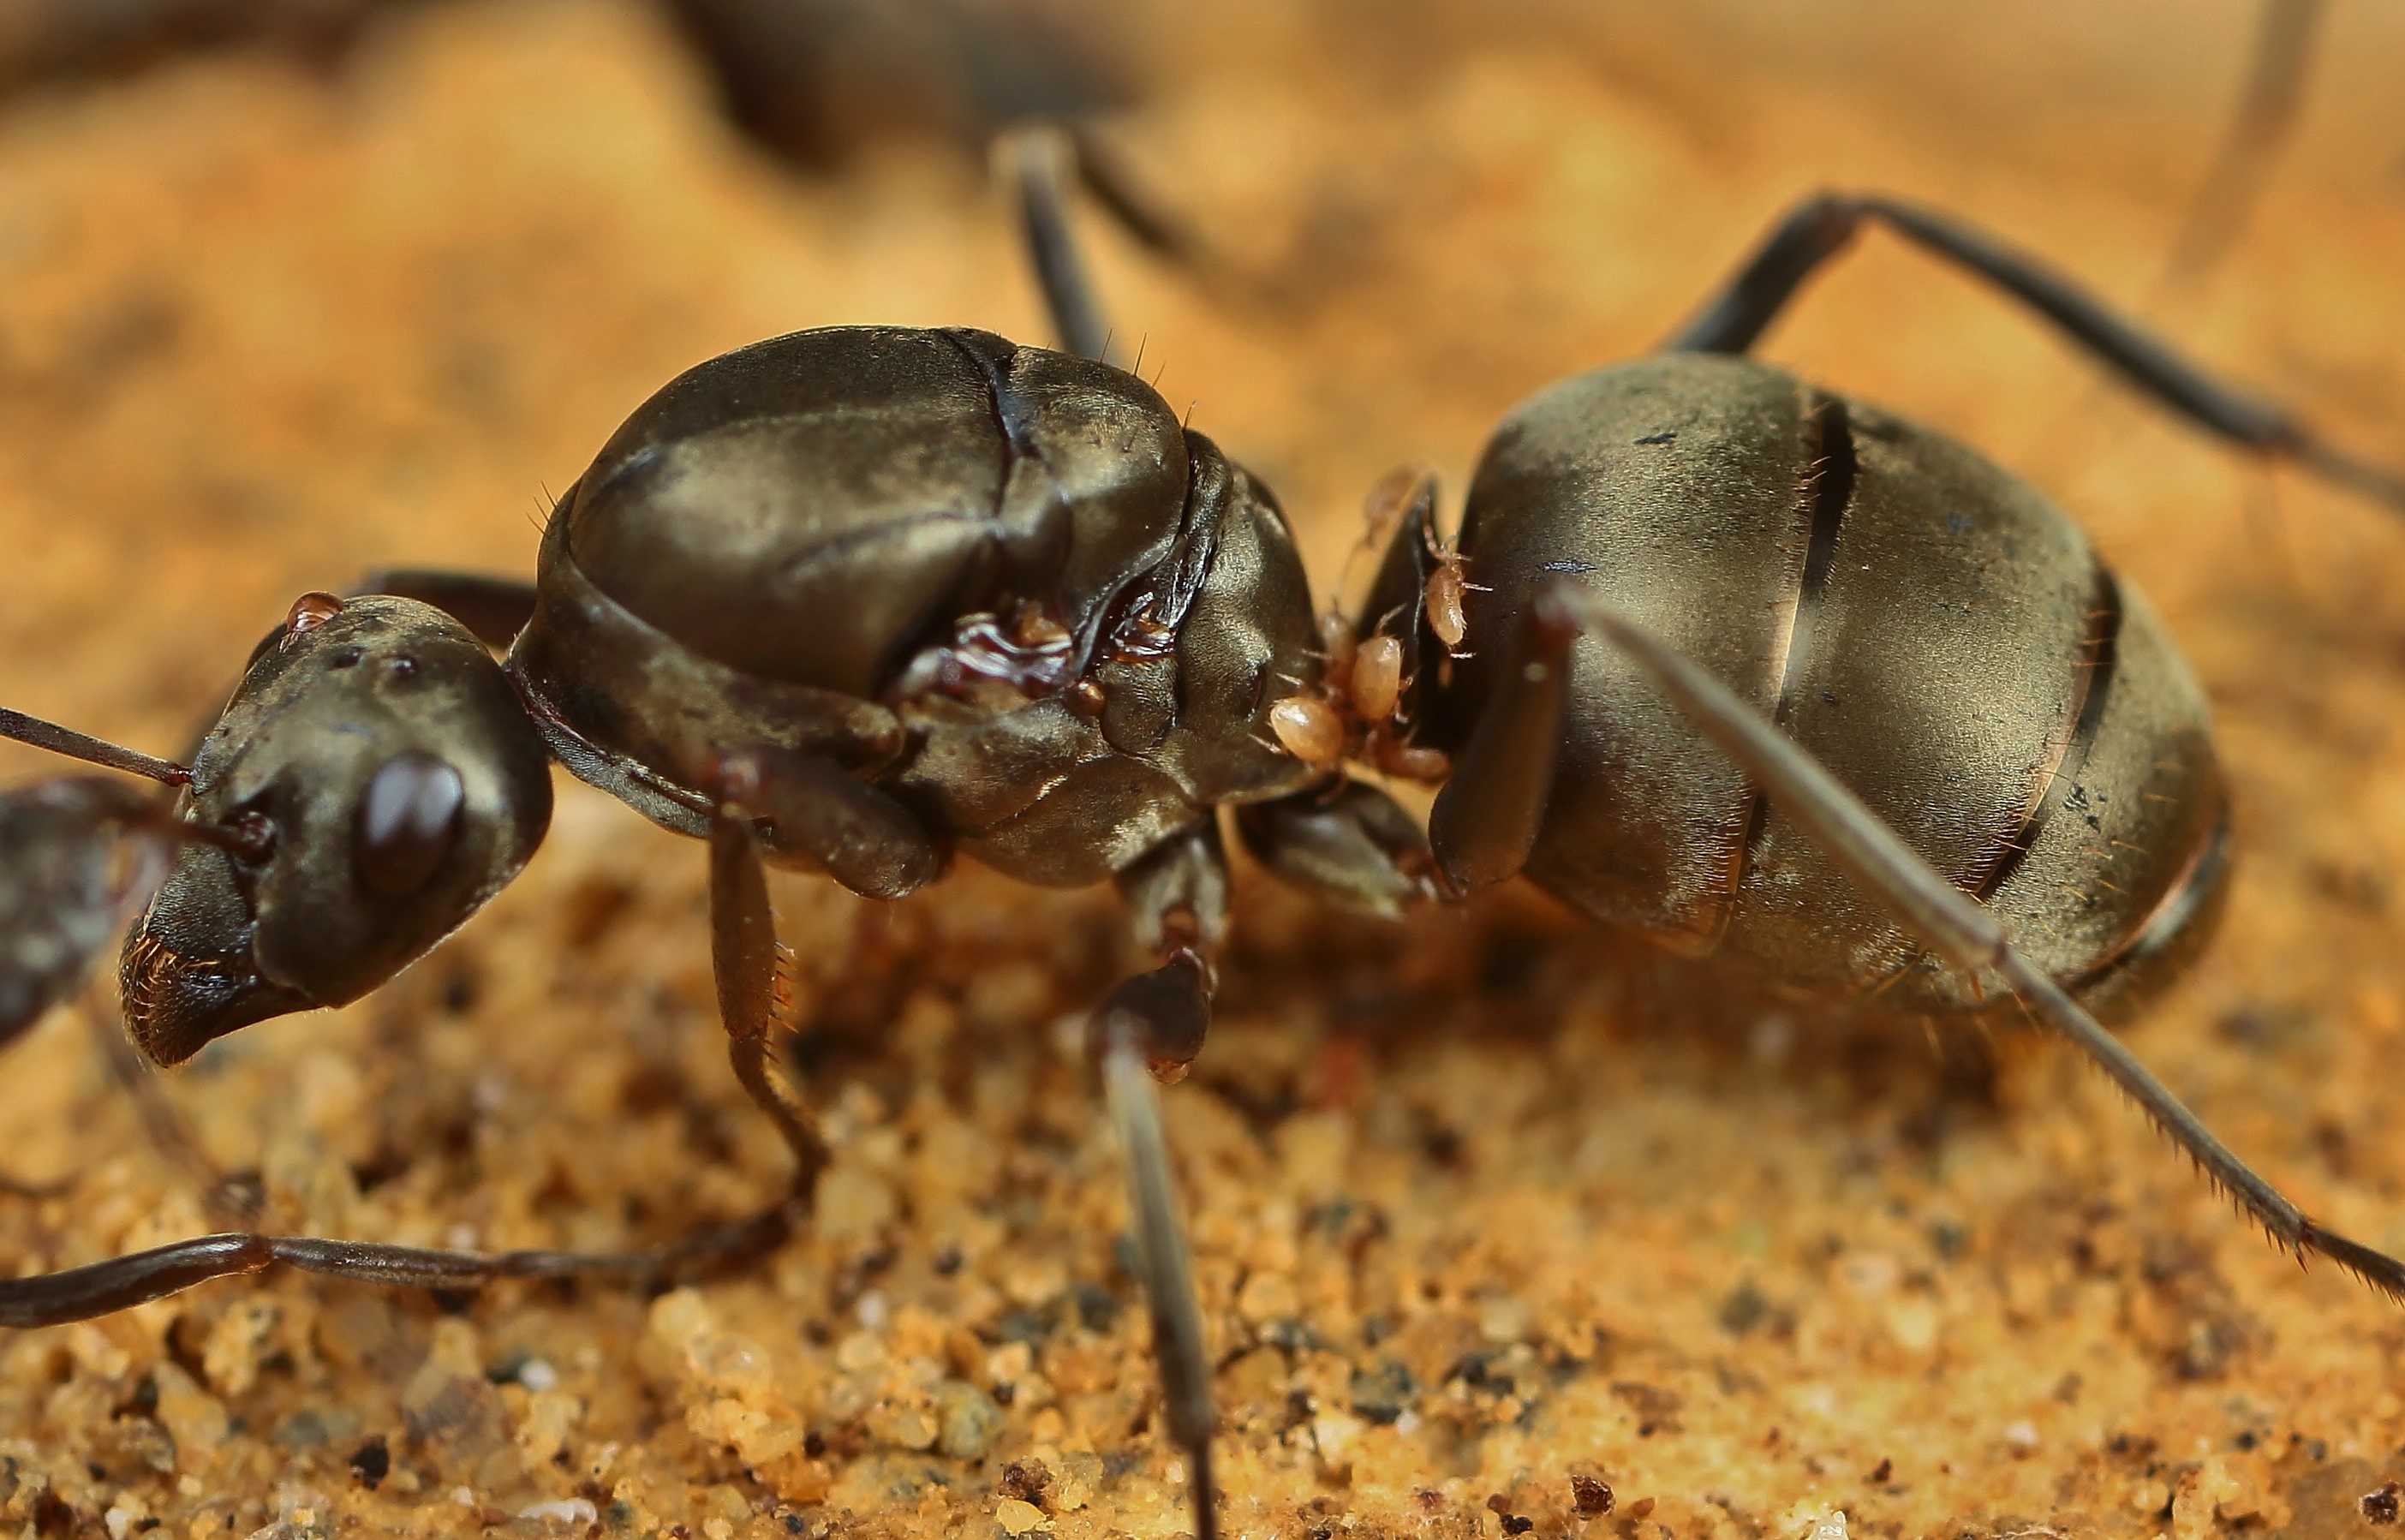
[3,3,2405,1536]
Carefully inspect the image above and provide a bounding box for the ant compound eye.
[355,752,465,897]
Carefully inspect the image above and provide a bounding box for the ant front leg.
[709,744,943,903]
[1666,192,2405,510]
[703,815,830,1215]
[701,743,947,1188]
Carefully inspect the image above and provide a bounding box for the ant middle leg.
[1089,821,1236,1540]
[1663,192,2405,510]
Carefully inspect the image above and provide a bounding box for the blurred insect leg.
[1537,581,2405,1303]
[0,1173,68,1199]
[1426,595,1577,893]
[2161,0,2328,297]
[356,570,540,649]
[87,1004,262,1227]
[1065,123,1200,266]
[712,744,941,902]
[1099,1004,1220,1540]
[997,124,1113,364]
[1664,193,2405,511]
[707,816,830,1215]
[1235,780,1437,921]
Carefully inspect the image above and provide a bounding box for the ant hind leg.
[1539,579,2405,1304]
[1092,823,1232,1539]
[1664,192,2405,511]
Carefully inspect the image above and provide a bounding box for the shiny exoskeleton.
[6,156,2405,1540]
[1383,354,2226,1018]
[515,325,1317,902]
[113,325,1328,1075]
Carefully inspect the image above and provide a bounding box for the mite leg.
[1534,580,2405,1303]
[356,569,539,649]
[997,124,1114,364]
[1663,192,2405,511]
[1346,468,1439,663]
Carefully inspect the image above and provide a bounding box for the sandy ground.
[3,2,2405,1536]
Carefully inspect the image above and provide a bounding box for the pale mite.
[1268,696,1345,769]
[1350,635,1405,723]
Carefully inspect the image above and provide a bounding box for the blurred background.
[1,1,2403,1533]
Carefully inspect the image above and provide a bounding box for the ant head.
[121,594,552,1065]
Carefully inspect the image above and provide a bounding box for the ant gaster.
[6,126,2405,1540]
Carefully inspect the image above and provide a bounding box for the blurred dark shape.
[0,0,1132,174]
[0,0,404,85]
[0,777,157,1048]
[2159,0,2329,297]
[660,0,1130,169]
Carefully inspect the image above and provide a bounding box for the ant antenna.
[0,707,188,785]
